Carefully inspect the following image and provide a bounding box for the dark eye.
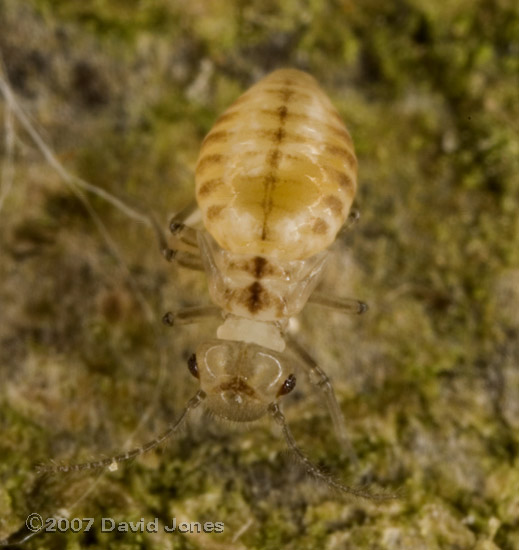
[187,353,199,379]
[278,374,296,396]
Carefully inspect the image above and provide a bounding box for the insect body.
[187,69,358,421]
[49,70,391,501]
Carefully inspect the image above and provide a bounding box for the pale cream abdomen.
[195,69,357,261]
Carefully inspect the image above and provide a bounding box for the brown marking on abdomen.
[196,153,225,175]
[325,144,358,171]
[312,218,329,234]
[267,149,282,169]
[198,178,224,196]
[324,194,344,217]
[201,130,231,148]
[207,204,226,220]
[277,105,288,122]
[328,124,354,146]
[259,109,353,145]
[263,88,297,103]
[323,167,355,193]
[258,89,294,240]
[241,151,267,159]
[259,128,307,145]
[273,128,285,143]
[259,108,312,124]
[260,172,278,239]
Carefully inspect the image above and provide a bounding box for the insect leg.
[170,252,204,271]
[307,292,368,314]
[157,227,203,270]
[168,201,199,248]
[338,208,360,237]
[162,305,221,326]
[286,336,357,463]
[148,208,204,270]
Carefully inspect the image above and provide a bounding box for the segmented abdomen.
[195,69,357,261]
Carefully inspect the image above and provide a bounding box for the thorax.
[198,231,328,323]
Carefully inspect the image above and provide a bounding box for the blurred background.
[0,1,518,549]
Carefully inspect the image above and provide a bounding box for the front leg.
[162,305,221,326]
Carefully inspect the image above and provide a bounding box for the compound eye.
[278,374,296,396]
[187,353,199,379]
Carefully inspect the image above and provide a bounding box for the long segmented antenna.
[268,402,398,502]
[37,391,206,475]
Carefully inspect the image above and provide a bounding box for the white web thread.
[0,57,171,513]
[0,92,14,212]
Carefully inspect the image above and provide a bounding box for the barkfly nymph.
[43,69,395,501]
